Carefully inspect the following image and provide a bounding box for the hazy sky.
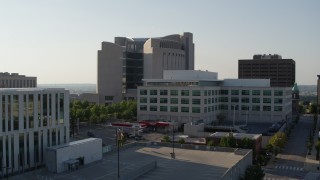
[1,0,319,85]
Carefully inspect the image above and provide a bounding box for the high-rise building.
[97,32,194,104]
[0,72,37,88]
[238,54,295,87]
[317,75,320,106]
[0,88,69,175]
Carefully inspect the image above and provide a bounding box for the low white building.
[0,88,69,176]
[46,138,102,173]
[137,70,292,125]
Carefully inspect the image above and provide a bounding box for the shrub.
[178,138,185,144]
[162,135,170,142]
[241,165,265,180]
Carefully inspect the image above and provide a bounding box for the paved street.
[264,115,313,180]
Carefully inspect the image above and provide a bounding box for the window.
[105,96,113,100]
[140,105,147,111]
[150,106,157,111]
[150,98,157,103]
[181,90,189,96]
[160,90,168,95]
[231,90,239,95]
[274,98,283,104]
[204,90,208,96]
[252,90,260,96]
[140,89,147,95]
[252,105,260,111]
[192,99,201,105]
[231,105,239,110]
[274,106,282,112]
[170,98,178,104]
[220,104,228,110]
[241,105,249,111]
[160,98,168,104]
[231,97,239,103]
[263,90,272,96]
[192,107,200,113]
[241,98,250,103]
[208,90,211,96]
[252,98,260,103]
[170,106,178,112]
[181,98,189,104]
[263,106,271,111]
[220,90,229,95]
[241,90,250,95]
[274,90,283,96]
[140,97,147,103]
[181,107,189,112]
[263,98,271,104]
[150,90,157,95]
[204,99,207,104]
[160,106,168,112]
[170,90,178,96]
[192,90,201,96]
[219,97,228,103]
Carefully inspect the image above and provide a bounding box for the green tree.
[219,133,236,148]
[316,141,320,160]
[241,165,265,180]
[178,138,185,144]
[269,132,287,148]
[162,135,170,142]
[207,140,214,146]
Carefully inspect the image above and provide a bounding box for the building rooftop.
[24,144,251,180]
[0,88,66,92]
[210,132,262,140]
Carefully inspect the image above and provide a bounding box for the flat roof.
[210,132,262,140]
[0,88,66,92]
[47,138,99,150]
[36,145,250,180]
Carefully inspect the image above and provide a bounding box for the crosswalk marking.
[274,165,303,172]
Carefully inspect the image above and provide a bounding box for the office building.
[97,32,194,104]
[0,88,69,176]
[137,70,292,125]
[0,72,37,88]
[317,75,320,106]
[238,54,295,87]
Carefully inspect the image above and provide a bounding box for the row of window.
[140,89,284,96]
[140,105,283,112]
[140,97,283,104]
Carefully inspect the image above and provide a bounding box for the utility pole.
[171,124,175,159]
[116,128,120,179]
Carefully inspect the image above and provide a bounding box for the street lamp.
[116,128,121,179]
[170,124,175,159]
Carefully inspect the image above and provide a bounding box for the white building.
[0,88,69,176]
[137,70,292,125]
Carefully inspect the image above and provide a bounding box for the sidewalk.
[304,115,320,172]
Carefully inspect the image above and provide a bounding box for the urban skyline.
[0,0,319,85]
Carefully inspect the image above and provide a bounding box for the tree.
[269,132,287,148]
[219,133,236,148]
[178,138,185,144]
[207,140,214,146]
[162,135,170,142]
[316,141,320,160]
[241,165,265,180]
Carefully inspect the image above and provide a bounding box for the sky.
[0,0,319,85]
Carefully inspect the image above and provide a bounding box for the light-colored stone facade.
[0,88,69,175]
[96,32,194,104]
[137,70,292,125]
